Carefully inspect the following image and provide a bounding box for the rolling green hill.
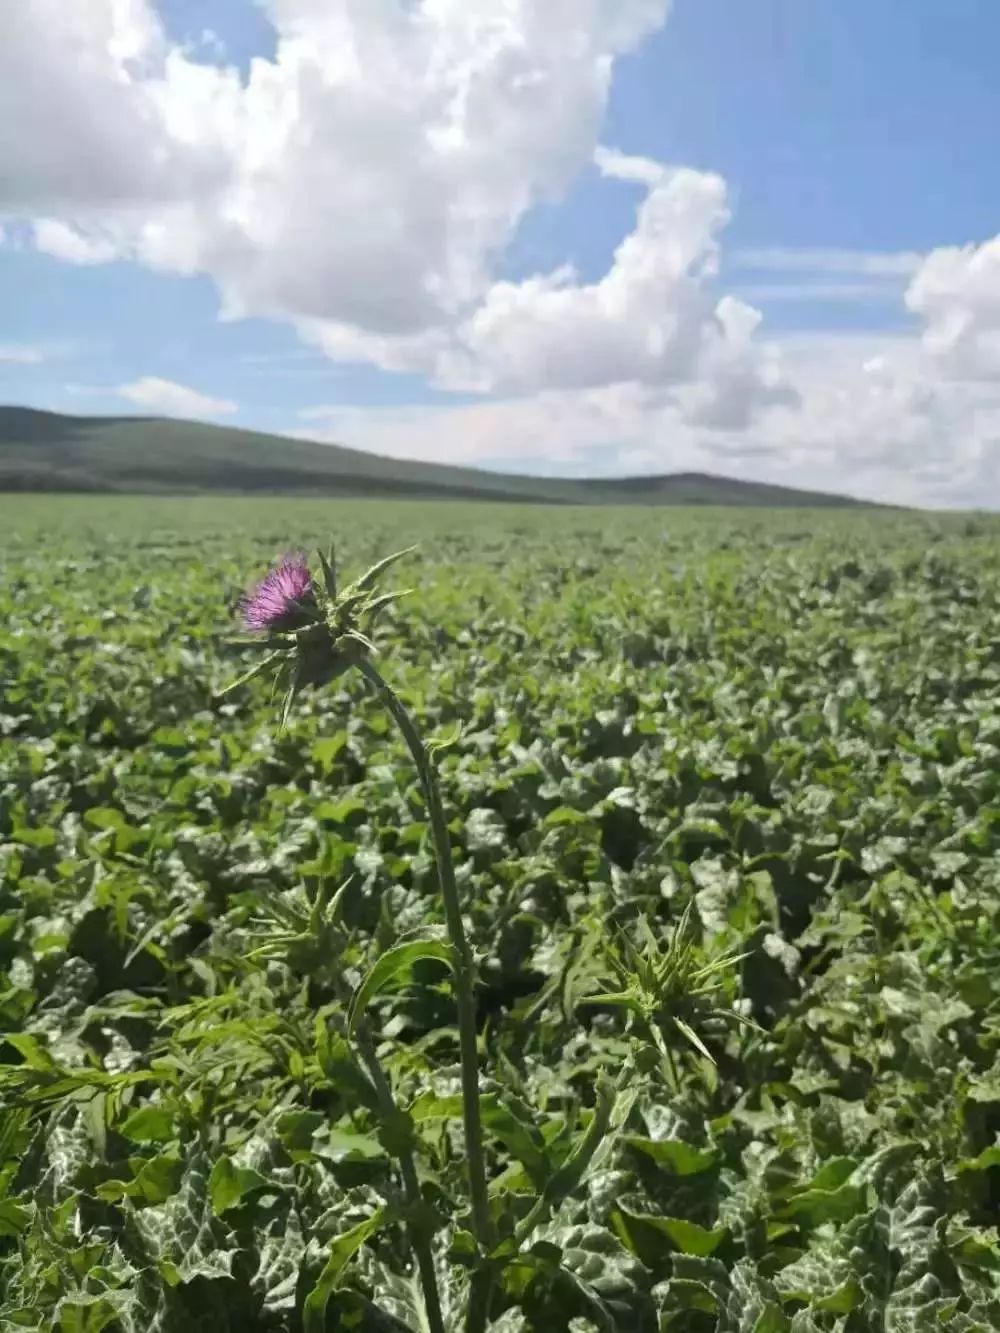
[0,406,877,506]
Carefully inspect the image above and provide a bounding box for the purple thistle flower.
[241,556,315,632]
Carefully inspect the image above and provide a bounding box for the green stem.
[358,658,493,1331]
[353,1020,446,1333]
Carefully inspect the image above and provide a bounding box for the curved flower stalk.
[220,546,492,1333]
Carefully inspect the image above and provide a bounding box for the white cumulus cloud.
[0,0,794,429]
[297,330,1000,508]
[34,220,120,265]
[6,0,1000,503]
[434,158,771,403]
[2,1,671,327]
[306,151,795,427]
[0,0,225,212]
[116,377,237,418]
[906,236,1000,380]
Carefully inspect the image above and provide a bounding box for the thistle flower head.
[241,555,315,632]
[220,544,416,728]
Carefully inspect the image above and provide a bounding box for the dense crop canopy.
[3,496,1000,1330]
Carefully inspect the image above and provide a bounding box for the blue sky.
[625,0,1000,254]
[512,0,1000,289]
[2,1,1000,504]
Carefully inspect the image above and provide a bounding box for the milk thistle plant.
[222,545,745,1333]
[227,547,492,1333]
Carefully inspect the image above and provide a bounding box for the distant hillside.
[0,406,878,507]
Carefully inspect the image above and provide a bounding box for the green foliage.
[3,496,1000,1331]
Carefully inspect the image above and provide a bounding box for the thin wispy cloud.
[732,247,923,277]
[0,345,45,365]
[733,281,907,304]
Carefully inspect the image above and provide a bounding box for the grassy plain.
[3,495,1000,1330]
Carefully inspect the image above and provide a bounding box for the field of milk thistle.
[3,496,1000,1331]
